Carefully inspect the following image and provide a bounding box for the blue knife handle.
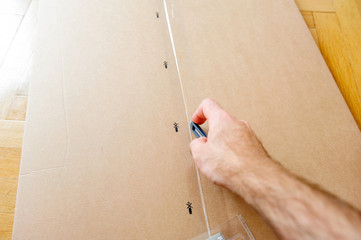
[189,121,207,138]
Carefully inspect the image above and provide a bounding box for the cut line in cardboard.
[12,0,361,239]
[163,0,211,236]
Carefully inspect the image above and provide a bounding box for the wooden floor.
[0,0,360,239]
[296,0,361,130]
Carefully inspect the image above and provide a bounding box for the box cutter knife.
[189,121,207,138]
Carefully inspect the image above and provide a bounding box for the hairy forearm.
[232,158,361,240]
[189,99,361,239]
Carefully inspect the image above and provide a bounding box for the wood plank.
[356,0,361,14]
[0,212,14,239]
[309,28,319,46]
[6,96,27,121]
[294,0,335,12]
[334,0,361,105]
[0,14,23,120]
[0,120,24,148]
[15,67,31,96]
[300,11,315,28]
[0,147,21,179]
[0,0,37,119]
[0,178,17,212]
[0,15,22,66]
[314,12,361,129]
[0,90,16,120]
[0,0,37,81]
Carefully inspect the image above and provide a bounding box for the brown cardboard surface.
[13,0,207,239]
[13,0,361,239]
[166,0,361,239]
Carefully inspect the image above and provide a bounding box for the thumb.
[189,137,207,159]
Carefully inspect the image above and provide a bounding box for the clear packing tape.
[190,215,255,240]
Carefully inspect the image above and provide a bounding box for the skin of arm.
[189,98,361,240]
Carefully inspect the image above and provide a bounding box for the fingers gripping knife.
[189,121,207,138]
[189,125,226,240]
[188,122,255,240]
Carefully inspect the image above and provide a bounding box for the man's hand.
[190,98,271,192]
[189,98,361,240]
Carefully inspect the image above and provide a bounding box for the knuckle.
[203,98,215,105]
[220,112,236,124]
[239,120,251,129]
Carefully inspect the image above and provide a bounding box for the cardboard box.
[13,0,361,239]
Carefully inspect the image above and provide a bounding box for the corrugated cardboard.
[14,0,206,239]
[166,0,361,238]
[13,0,361,239]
